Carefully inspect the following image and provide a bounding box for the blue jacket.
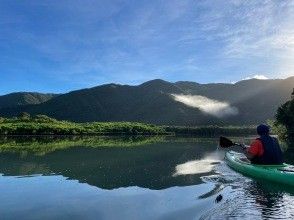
[251,135,284,165]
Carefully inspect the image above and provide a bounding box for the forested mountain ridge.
[0,77,293,125]
[0,92,58,109]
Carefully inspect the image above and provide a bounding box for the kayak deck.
[225,151,294,186]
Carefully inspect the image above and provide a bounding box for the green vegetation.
[0,114,167,135]
[0,114,257,136]
[1,77,294,125]
[0,92,57,109]
[275,97,294,142]
[0,135,222,156]
[0,136,165,155]
[267,120,288,141]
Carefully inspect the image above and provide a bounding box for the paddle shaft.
[219,136,245,148]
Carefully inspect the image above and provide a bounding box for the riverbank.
[0,115,167,135]
[0,115,256,136]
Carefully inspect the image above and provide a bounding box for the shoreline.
[0,115,257,136]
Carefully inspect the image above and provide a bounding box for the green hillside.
[0,78,293,125]
[0,92,57,109]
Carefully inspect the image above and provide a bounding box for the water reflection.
[173,159,219,176]
[248,182,287,219]
[0,135,166,155]
[0,136,220,190]
[200,161,294,219]
[173,151,223,176]
[0,174,218,220]
[0,136,294,219]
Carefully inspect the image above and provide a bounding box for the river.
[0,136,293,219]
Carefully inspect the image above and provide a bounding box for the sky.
[1,0,294,94]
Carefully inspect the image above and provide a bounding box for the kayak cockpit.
[227,151,250,165]
[227,151,287,167]
[239,157,251,163]
[225,151,294,186]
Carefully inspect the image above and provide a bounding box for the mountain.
[0,77,293,125]
[0,92,58,109]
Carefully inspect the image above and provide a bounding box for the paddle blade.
[219,136,234,148]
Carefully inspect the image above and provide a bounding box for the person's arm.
[244,147,255,160]
[243,140,263,160]
[241,144,255,160]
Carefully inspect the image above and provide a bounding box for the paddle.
[219,136,243,148]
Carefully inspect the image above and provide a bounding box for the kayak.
[225,151,294,186]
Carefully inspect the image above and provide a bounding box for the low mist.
[171,94,238,118]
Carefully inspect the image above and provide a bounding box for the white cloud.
[216,1,294,59]
[243,75,268,80]
[171,94,238,118]
[2,0,294,86]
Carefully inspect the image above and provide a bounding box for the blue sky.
[1,0,294,94]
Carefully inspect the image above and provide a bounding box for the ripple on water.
[199,161,294,219]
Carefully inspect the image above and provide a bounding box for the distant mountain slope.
[175,77,294,124]
[0,92,58,109]
[0,77,293,125]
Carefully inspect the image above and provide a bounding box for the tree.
[18,112,31,120]
[276,99,294,141]
[35,114,55,122]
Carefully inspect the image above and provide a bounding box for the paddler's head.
[257,124,270,136]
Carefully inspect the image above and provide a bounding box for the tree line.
[274,90,294,143]
[0,112,257,136]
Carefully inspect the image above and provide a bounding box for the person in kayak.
[243,124,284,165]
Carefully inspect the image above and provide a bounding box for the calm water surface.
[0,136,293,220]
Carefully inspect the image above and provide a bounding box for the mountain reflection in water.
[0,136,294,220]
